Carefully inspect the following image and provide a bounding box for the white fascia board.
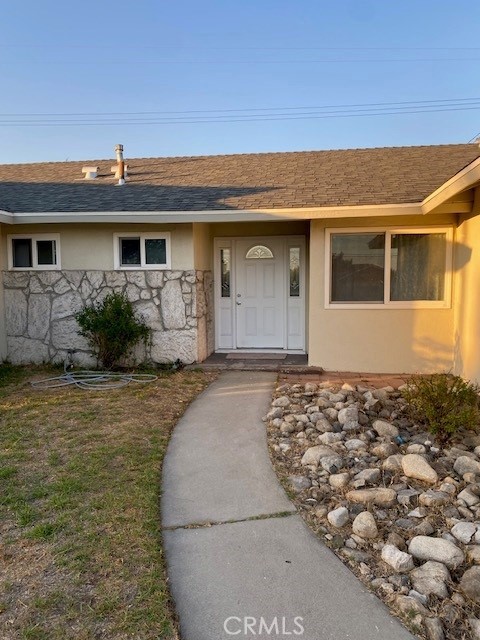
[8,202,422,224]
[422,156,480,214]
[0,210,13,223]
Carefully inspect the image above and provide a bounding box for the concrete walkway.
[161,372,414,640]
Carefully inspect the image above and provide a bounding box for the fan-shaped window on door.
[245,245,274,259]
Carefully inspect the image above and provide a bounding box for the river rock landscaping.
[265,380,480,640]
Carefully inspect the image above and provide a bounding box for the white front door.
[235,238,285,348]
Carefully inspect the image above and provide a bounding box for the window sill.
[116,265,170,271]
[325,301,451,310]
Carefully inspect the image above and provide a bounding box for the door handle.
[236,301,242,306]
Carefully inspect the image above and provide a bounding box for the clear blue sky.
[2,0,480,163]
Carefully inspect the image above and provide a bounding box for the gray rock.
[454,456,480,477]
[467,546,480,564]
[315,418,334,433]
[288,476,311,493]
[272,396,291,408]
[337,406,358,425]
[469,618,480,640]
[150,328,197,364]
[6,336,49,365]
[458,487,480,506]
[301,445,335,466]
[408,535,464,570]
[320,455,344,474]
[352,468,381,488]
[424,617,445,640]
[382,454,403,471]
[318,432,343,444]
[344,438,367,451]
[381,545,414,572]
[410,561,450,598]
[104,271,126,287]
[406,444,426,455]
[352,511,378,539]
[451,521,477,544]
[460,566,480,604]
[395,594,429,617]
[373,419,399,437]
[329,473,350,489]
[418,490,450,507]
[372,442,399,458]
[402,454,438,484]
[327,506,349,528]
[397,489,419,506]
[346,488,397,506]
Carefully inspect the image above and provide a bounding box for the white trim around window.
[7,234,61,270]
[324,225,453,309]
[113,232,171,270]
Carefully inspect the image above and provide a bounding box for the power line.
[0,104,479,127]
[0,97,479,119]
[2,57,480,65]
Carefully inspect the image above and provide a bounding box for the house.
[1,143,480,379]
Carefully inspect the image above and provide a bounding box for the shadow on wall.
[0,182,279,213]
[411,237,472,375]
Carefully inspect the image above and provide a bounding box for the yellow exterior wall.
[308,214,457,373]
[0,223,194,270]
[454,200,480,382]
[192,223,212,271]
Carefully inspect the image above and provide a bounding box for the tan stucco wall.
[453,202,480,382]
[0,225,7,359]
[192,223,212,271]
[308,214,457,373]
[0,223,194,271]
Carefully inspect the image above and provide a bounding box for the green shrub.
[75,293,151,369]
[403,373,480,444]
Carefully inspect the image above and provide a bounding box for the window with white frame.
[114,233,171,269]
[8,234,60,270]
[325,227,452,308]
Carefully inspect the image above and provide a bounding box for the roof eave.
[2,202,424,224]
[421,155,480,215]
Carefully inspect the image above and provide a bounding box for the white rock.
[51,291,83,320]
[401,454,438,484]
[381,544,414,572]
[27,294,51,340]
[6,336,49,365]
[408,536,465,570]
[160,279,187,329]
[373,420,399,437]
[410,561,450,598]
[327,507,349,528]
[451,522,477,544]
[470,618,480,640]
[150,329,197,364]
[352,511,378,538]
[134,301,163,330]
[301,445,335,466]
[318,432,343,444]
[4,289,27,335]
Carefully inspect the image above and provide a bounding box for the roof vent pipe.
[115,144,125,185]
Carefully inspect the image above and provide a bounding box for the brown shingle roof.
[0,144,478,213]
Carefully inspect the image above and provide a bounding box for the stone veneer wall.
[2,269,214,366]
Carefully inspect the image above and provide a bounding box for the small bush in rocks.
[403,373,480,445]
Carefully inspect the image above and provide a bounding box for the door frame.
[213,236,306,352]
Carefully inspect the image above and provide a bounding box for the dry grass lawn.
[0,364,216,640]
